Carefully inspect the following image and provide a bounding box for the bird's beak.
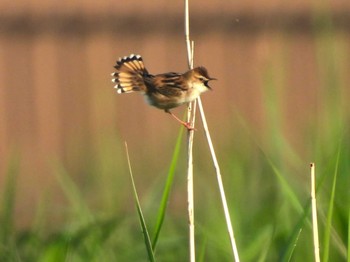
[206,77,217,90]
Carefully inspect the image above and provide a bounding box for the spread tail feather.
[112,54,148,94]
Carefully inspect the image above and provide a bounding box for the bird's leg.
[165,109,195,130]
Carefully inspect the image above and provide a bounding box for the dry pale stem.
[197,98,240,262]
[310,163,321,262]
[185,1,196,261]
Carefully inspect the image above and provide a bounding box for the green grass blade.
[285,229,303,262]
[125,143,155,262]
[152,127,184,249]
[348,207,350,262]
[241,225,273,262]
[261,151,314,261]
[0,154,20,248]
[198,235,207,262]
[38,236,69,262]
[136,203,155,262]
[262,150,303,214]
[279,202,311,261]
[322,145,340,262]
[52,160,93,223]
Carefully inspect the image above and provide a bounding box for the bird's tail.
[112,54,148,94]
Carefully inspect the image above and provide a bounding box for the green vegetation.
[1,17,349,262]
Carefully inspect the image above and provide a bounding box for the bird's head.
[191,67,216,91]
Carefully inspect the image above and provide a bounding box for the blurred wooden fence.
[0,4,350,226]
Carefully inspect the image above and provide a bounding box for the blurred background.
[0,0,349,260]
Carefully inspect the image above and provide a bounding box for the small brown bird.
[111,54,216,130]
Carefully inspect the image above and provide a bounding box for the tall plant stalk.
[184,1,196,261]
[184,1,240,261]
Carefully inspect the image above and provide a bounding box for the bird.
[111,54,216,130]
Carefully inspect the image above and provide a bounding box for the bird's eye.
[198,77,205,82]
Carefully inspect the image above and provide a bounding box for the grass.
[125,142,155,262]
[1,12,349,262]
[0,119,348,261]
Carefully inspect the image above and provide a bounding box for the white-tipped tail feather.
[112,54,148,94]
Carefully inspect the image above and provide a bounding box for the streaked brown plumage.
[111,54,216,129]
